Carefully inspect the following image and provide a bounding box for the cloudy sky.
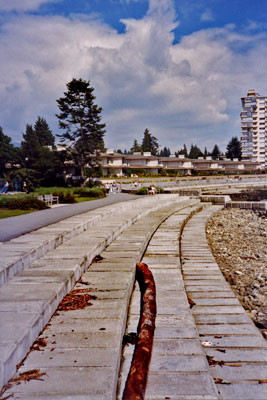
[1,0,267,152]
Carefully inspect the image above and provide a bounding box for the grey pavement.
[0,193,138,242]
[1,198,267,399]
[118,204,219,400]
[0,194,190,395]
[182,206,267,400]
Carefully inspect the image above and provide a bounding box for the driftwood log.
[122,262,157,400]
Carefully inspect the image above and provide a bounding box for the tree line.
[0,77,242,188]
[117,134,241,161]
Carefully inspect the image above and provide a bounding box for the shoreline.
[206,208,267,339]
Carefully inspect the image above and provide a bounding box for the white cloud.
[1,0,267,151]
[0,0,61,12]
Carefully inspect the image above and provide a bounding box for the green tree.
[0,127,17,175]
[176,144,188,158]
[56,78,106,177]
[159,147,171,157]
[21,124,41,168]
[225,136,242,160]
[21,124,62,187]
[211,144,221,160]
[34,116,55,147]
[130,139,142,154]
[188,144,203,159]
[141,128,159,156]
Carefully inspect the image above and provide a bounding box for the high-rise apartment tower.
[240,89,266,169]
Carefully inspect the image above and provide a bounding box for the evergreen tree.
[0,127,17,175]
[34,116,55,147]
[130,139,141,154]
[204,147,208,158]
[211,144,221,160]
[21,124,42,168]
[225,136,242,160]
[141,128,159,156]
[177,144,188,157]
[188,144,203,159]
[56,78,106,177]
[21,124,61,186]
[159,147,171,157]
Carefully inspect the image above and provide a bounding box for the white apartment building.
[241,89,267,169]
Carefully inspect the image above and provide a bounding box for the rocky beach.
[206,207,267,339]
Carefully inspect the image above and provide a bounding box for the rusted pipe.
[122,262,156,400]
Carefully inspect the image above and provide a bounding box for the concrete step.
[0,196,199,395]
[181,205,267,400]
[0,195,179,288]
[117,204,219,400]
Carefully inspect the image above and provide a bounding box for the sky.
[1,0,267,153]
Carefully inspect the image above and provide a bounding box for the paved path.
[119,204,218,399]
[0,193,138,242]
[182,207,267,400]
[0,194,190,396]
[1,200,266,399]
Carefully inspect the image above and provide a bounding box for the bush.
[51,190,77,203]
[135,187,148,195]
[0,195,48,210]
[73,187,106,198]
[156,186,164,193]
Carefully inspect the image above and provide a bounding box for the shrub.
[52,190,77,203]
[135,187,148,195]
[73,187,106,198]
[0,195,48,210]
[156,186,164,193]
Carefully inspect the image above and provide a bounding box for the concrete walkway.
[0,193,138,242]
[119,204,219,399]
[0,194,191,395]
[1,200,266,399]
[182,206,267,400]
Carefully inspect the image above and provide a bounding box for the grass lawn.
[74,196,97,203]
[0,209,34,219]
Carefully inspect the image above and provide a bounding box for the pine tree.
[34,116,55,147]
[56,78,106,177]
[0,127,17,174]
[177,144,188,157]
[21,124,61,186]
[211,144,221,160]
[188,144,203,159]
[141,128,159,156]
[226,137,242,160]
[21,124,41,168]
[130,139,142,154]
[159,147,171,157]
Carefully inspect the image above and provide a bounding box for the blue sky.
[1,0,267,152]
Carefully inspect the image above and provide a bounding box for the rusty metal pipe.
[122,262,156,400]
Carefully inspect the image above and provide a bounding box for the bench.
[37,194,59,206]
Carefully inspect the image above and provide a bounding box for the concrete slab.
[149,354,208,372]
[4,367,116,398]
[145,373,218,397]
[216,383,267,400]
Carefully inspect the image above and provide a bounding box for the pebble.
[206,208,267,339]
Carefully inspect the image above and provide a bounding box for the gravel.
[206,208,267,339]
